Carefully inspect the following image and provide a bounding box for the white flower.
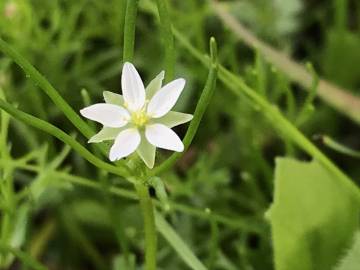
[80,62,193,168]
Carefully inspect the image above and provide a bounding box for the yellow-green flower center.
[131,111,149,127]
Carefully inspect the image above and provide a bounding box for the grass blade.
[155,212,208,270]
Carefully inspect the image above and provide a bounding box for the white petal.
[80,103,130,128]
[145,70,165,100]
[103,91,124,106]
[156,111,193,128]
[88,127,124,143]
[121,62,145,111]
[145,124,184,152]
[109,128,141,161]
[147,78,186,118]
[137,133,156,168]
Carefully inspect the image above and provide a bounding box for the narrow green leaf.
[155,0,175,82]
[0,244,47,270]
[172,26,360,202]
[0,38,93,139]
[123,0,139,62]
[321,135,360,159]
[150,37,218,176]
[0,99,130,178]
[155,212,208,270]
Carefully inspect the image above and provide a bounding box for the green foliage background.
[0,0,360,269]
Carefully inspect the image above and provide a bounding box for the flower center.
[131,111,149,127]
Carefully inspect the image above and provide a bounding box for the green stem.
[150,37,218,176]
[5,161,263,231]
[135,183,157,270]
[0,100,130,178]
[321,135,360,158]
[212,2,360,125]
[123,0,139,62]
[0,245,47,270]
[155,0,175,82]
[334,0,348,33]
[0,38,93,139]
[172,28,360,202]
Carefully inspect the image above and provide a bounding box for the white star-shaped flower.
[80,62,193,168]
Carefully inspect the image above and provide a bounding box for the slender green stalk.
[135,183,157,270]
[29,219,56,259]
[0,38,93,139]
[296,63,319,126]
[123,0,139,62]
[61,211,106,270]
[4,161,263,231]
[334,0,348,33]
[172,29,360,202]
[99,172,130,264]
[149,38,218,176]
[212,2,360,125]
[155,212,208,270]
[155,0,175,82]
[321,135,360,158]
[0,245,47,270]
[0,99,130,178]
[0,90,15,268]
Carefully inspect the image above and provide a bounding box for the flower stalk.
[123,0,139,62]
[155,0,175,82]
[149,37,218,176]
[135,182,157,270]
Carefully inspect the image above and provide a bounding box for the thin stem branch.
[123,0,139,62]
[149,38,218,176]
[0,38,93,139]
[2,161,264,231]
[172,27,360,202]
[135,183,157,270]
[155,0,175,82]
[212,1,360,125]
[0,100,130,178]
[0,245,47,270]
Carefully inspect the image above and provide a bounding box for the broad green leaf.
[155,212,208,270]
[88,127,122,143]
[268,158,360,270]
[334,232,360,270]
[103,91,124,106]
[156,111,193,128]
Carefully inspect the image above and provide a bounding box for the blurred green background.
[0,0,360,269]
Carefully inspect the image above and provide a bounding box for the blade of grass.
[155,212,208,270]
